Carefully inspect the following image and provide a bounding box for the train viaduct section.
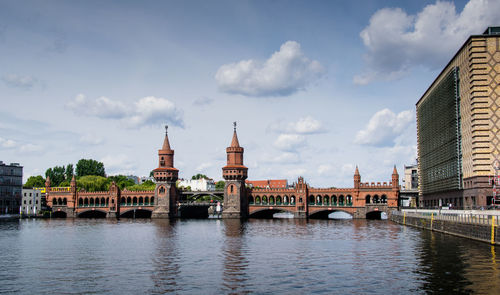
[46,125,399,219]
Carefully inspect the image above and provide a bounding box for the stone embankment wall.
[391,211,500,246]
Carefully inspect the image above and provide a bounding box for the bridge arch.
[52,210,67,218]
[77,209,107,218]
[309,209,354,219]
[120,208,153,218]
[249,207,295,219]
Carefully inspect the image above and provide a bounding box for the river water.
[0,218,499,294]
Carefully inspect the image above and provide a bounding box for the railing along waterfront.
[392,210,500,226]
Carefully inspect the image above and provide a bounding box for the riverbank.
[391,210,499,246]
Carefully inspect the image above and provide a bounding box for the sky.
[1,0,499,187]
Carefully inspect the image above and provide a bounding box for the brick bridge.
[46,125,399,219]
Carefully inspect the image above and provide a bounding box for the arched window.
[373,195,379,203]
[249,196,254,204]
[309,195,314,205]
[151,197,154,205]
[365,195,371,204]
[84,198,89,206]
[121,197,125,205]
[230,185,234,193]
[79,198,83,207]
[127,197,131,205]
[291,196,295,205]
[133,197,137,205]
[324,196,329,205]
[101,197,106,206]
[332,195,337,205]
[276,196,282,205]
[58,198,63,205]
[262,196,268,204]
[255,196,261,204]
[339,195,344,205]
[316,195,322,205]
[269,196,275,205]
[284,195,288,205]
[139,197,144,205]
[381,195,387,203]
[145,197,149,205]
[95,198,100,206]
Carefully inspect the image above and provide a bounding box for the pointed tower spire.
[393,165,398,175]
[231,121,240,148]
[162,125,172,151]
[392,165,399,190]
[153,125,178,182]
[354,165,361,189]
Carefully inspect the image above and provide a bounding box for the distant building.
[21,187,46,215]
[178,178,216,191]
[139,176,155,184]
[417,26,500,209]
[0,161,23,214]
[400,165,419,207]
[246,179,288,189]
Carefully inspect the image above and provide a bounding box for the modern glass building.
[0,161,23,214]
[417,27,500,209]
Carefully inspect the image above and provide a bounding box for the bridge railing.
[393,210,500,226]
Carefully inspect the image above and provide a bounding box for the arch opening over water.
[78,210,107,218]
[120,209,152,218]
[52,211,67,218]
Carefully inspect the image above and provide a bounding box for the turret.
[392,165,399,190]
[153,125,178,182]
[222,122,248,181]
[354,165,361,189]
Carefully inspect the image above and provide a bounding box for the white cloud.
[193,96,213,106]
[101,154,136,175]
[0,137,17,148]
[195,162,213,172]
[2,74,38,89]
[79,134,104,145]
[216,41,325,97]
[268,116,325,134]
[66,94,184,128]
[284,168,307,179]
[19,143,42,153]
[273,134,306,151]
[355,0,500,84]
[354,109,414,146]
[318,164,332,176]
[261,152,301,164]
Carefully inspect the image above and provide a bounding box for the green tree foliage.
[76,175,110,192]
[108,175,137,190]
[24,175,46,188]
[76,159,106,177]
[149,170,155,177]
[45,166,66,186]
[65,164,74,181]
[191,174,208,180]
[127,180,155,191]
[215,180,225,191]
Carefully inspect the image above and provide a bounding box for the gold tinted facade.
[417,27,500,207]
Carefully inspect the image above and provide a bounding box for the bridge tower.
[152,125,179,218]
[222,122,248,218]
[354,166,361,204]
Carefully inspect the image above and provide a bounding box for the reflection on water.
[0,218,499,294]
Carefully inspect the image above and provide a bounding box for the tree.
[108,175,137,190]
[192,174,208,180]
[24,175,45,188]
[76,175,110,192]
[45,166,66,186]
[215,180,225,191]
[65,164,74,181]
[76,159,106,177]
[127,180,155,191]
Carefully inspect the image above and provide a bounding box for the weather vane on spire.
[165,124,168,134]
[233,121,237,131]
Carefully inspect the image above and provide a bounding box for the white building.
[22,188,45,215]
[177,178,215,191]
[400,164,419,207]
